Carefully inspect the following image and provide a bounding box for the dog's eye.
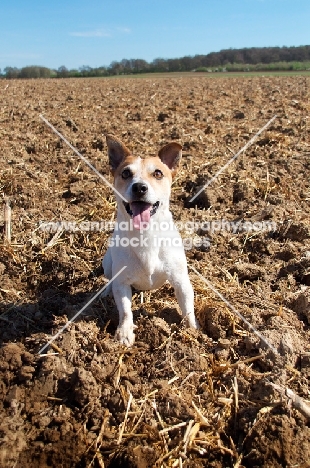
[154,169,163,180]
[121,169,132,179]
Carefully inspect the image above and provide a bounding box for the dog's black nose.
[132,182,148,196]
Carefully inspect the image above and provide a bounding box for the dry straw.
[3,198,11,243]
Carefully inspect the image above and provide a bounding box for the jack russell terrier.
[102,135,199,346]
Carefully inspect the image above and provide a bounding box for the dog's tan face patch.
[114,156,173,229]
[106,135,181,181]
[106,135,182,229]
[114,156,173,195]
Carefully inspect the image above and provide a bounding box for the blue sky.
[0,0,309,70]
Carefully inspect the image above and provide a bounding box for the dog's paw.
[115,324,136,347]
[186,315,200,330]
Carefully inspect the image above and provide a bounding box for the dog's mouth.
[123,201,160,229]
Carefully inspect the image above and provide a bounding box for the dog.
[102,135,199,346]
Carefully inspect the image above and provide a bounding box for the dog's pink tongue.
[131,202,152,230]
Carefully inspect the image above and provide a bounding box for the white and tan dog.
[102,135,199,346]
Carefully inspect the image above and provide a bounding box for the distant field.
[101,70,310,80]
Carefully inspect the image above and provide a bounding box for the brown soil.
[0,76,310,467]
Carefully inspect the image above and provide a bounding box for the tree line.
[1,45,310,79]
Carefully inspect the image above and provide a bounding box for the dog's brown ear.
[158,142,182,175]
[106,135,131,171]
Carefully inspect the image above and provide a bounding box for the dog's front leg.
[171,275,200,330]
[112,281,136,346]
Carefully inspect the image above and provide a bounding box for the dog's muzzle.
[123,201,160,229]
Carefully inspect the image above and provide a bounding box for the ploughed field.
[0,75,310,467]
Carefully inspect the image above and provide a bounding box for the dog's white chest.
[111,231,170,290]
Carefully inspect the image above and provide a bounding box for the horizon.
[3,44,310,72]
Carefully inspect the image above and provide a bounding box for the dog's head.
[106,135,182,229]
